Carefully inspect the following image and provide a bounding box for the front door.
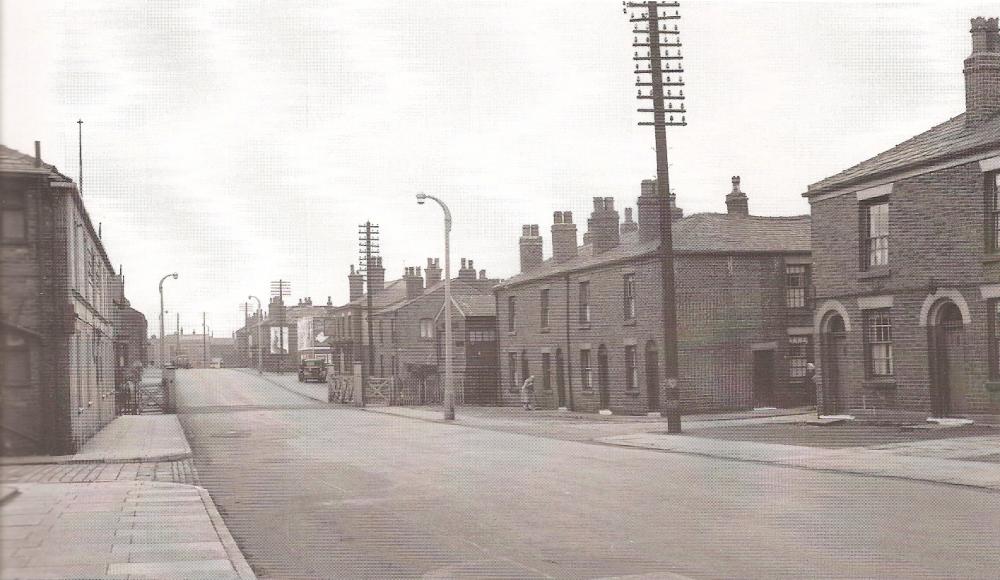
[752,349,775,408]
[934,303,967,417]
[645,343,660,412]
[823,333,847,414]
[597,346,610,409]
[555,349,566,408]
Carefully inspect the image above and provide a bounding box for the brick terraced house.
[371,259,499,405]
[1,143,132,455]
[806,17,1000,421]
[495,178,813,414]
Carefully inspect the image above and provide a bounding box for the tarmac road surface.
[177,369,1000,579]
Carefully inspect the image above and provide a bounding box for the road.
[177,369,1000,579]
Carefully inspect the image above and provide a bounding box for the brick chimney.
[551,211,578,262]
[425,257,442,286]
[725,176,749,216]
[620,207,638,235]
[637,179,683,241]
[519,224,543,272]
[348,265,364,302]
[587,197,621,255]
[458,258,477,282]
[404,266,424,299]
[367,256,385,295]
[965,17,1000,127]
[478,269,487,280]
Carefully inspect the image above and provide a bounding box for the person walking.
[520,375,536,411]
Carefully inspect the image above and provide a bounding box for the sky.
[2,0,995,336]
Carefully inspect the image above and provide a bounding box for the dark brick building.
[806,17,1000,421]
[1,143,129,455]
[371,259,499,404]
[495,178,812,414]
[233,296,298,371]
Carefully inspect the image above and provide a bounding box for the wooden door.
[752,349,775,408]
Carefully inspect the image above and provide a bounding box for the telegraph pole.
[358,222,380,401]
[270,280,291,367]
[626,0,686,432]
[202,312,207,368]
[77,119,84,196]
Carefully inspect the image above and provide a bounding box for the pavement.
[0,481,254,579]
[0,393,256,579]
[177,368,1000,579]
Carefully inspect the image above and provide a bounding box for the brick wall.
[811,159,1000,418]
[496,251,814,414]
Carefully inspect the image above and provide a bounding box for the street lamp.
[416,192,455,421]
[248,295,263,374]
[158,273,178,371]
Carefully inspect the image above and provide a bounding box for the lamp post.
[248,295,263,374]
[416,192,454,421]
[158,273,178,371]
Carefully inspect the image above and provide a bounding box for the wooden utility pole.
[358,222,380,392]
[626,0,686,432]
[202,312,207,368]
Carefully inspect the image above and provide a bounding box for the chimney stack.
[348,265,364,302]
[34,141,41,167]
[479,269,487,280]
[519,224,543,272]
[458,258,477,281]
[367,256,385,295]
[965,17,1000,127]
[404,266,424,299]
[725,176,749,216]
[620,207,638,236]
[637,179,683,241]
[425,257,442,286]
[587,197,621,254]
[551,211,579,262]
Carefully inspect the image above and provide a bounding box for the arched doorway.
[645,341,660,412]
[821,313,847,414]
[931,302,967,417]
[597,345,610,410]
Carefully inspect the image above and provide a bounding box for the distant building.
[805,17,1000,420]
[233,296,297,371]
[1,143,131,455]
[371,259,500,404]
[149,332,238,368]
[494,179,812,414]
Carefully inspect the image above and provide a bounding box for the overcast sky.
[2,1,994,336]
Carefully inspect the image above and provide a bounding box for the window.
[989,172,1000,253]
[579,282,591,324]
[2,331,31,386]
[541,353,552,390]
[508,352,518,392]
[580,348,592,389]
[521,351,529,382]
[624,345,637,390]
[508,296,516,332]
[788,336,812,379]
[786,265,810,308]
[990,299,1000,379]
[623,274,636,320]
[467,328,496,342]
[0,192,26,241]
[864,309,893,377]
[861,198,889,269]
[419,318,434,339]
[540,289,550,329]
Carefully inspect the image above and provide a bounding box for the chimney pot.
[564,211,573,224]
[479,269,486,280]
[553,211,563,224]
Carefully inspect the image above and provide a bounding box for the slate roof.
[345,278,409,310]
[496,212,811,290]
[806,112,1000,196]
[376,279,496,318]
[0,144,70,180]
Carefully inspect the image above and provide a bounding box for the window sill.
[983,254,1000,265]
[578,325,592,331]
[623,319,637,327]
[858,268,891,281]
[984,380,1000,393]
[540,327,550,334]
[862,379,896,390]
[507,331,516,337]
[625,389,640,396]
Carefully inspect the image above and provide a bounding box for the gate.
[365,377,395,406]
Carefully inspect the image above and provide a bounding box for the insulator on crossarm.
[679,89,684,97]
[682,115,686,123]
[637,89,642,96]
[667,90,672,96]
[669,115,675,122]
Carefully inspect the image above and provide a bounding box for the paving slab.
[0,481,256,579]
